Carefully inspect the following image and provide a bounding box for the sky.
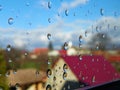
[0,0,120,50]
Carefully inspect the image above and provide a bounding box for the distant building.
[33,48,48,55]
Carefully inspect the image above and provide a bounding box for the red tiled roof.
[62,55,120,86]
[108,55,120,62]
[33,48,48,55]
[59,50,67,56]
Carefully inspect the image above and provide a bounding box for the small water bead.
[35,70,40,76]
[79,54,82,60]
[100,8,104,16]
[63,72,67,80]
[7,44,11,52]
[85,31,87,37]
[96,44,99,50]
[79,35,82,43]
[53,76,56,81]
[26,2,30,6]
[13,69,17,74]
[8,17,14,25]
[47,33,51,40]
[48,18,51,23]
[8,58,12,63]
[48,1,51,9]
[65,9,69,16]
[15,83,20,88]
[0,5,3,11]
[64,42,68,50]
[0,87,3,90]
[63,64,68,72]
[92,75,96,83]
[68,85,70,89]
[5,70,10,77]
[47,69,52,78]
[46,84,52,90]
[79,43,82,48]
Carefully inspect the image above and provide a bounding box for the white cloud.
[0,16,120,50]
[59,0,89,13]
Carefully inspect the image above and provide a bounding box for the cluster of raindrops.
[63,64,68,80]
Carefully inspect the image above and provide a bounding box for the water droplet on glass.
[0,5,3,11]
[79,43,82,48]
[48,1,51,9]
[13,69,17,74]
[48,18,51,23]
[65,9,68,16]
[26,2,30,6]
[46,84,52,90]
[79,54,82,60]
[63,72,67,80]
[96,26,99,32]
[53,76,56,81]
[35,70,40,76]
[68,85,70,89]
[47,69,52,78]
[47,33,51,40]
[8,58,12,63]
[0,87,3,90]
[5,70,10,77]
[96,44,99,50]
[64,42,68,50]
[114,26,117,30]
[0,73,2,77]
[8,18,14,25]
[102,34,105,38]
[7,44,11,52]
[73,12,76,16]
[15,83,20,88]
[79,35,82,43]
[92,75,96,82]
[85,31,87,37]
[100,8,104,16]
[63,64,68,72]
[24,52,28,56]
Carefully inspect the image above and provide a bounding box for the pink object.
[62,55,120,86]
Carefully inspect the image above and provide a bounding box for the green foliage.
[0,52,9,90]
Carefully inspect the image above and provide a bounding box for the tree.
[48,41,53,51]
[0,50,9,90]
[88,33,111,50]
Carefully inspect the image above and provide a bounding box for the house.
[8,69,46,90]
[45,55,120,90]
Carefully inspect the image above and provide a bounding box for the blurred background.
[0,0,120,90]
